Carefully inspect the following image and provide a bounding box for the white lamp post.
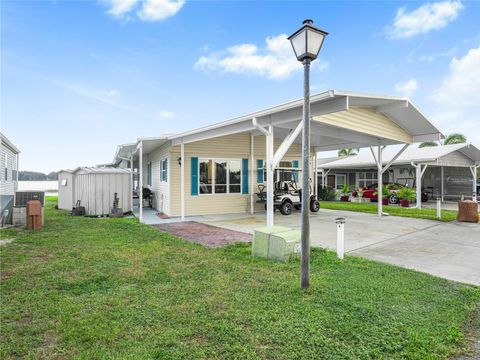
[288,19,328,289]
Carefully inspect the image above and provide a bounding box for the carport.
[169,90,444,224]
[318,143,480,205]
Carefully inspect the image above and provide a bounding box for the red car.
[352,183,429,204]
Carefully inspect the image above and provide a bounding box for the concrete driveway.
[203,209,480,286]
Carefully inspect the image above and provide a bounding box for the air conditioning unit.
[15,191,45,207]
[13,191,45,227]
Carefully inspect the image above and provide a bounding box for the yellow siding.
[168,133,314,217]
[313,107,413,144]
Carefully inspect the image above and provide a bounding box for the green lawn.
[320,201,460,222]
[1,198,479,359]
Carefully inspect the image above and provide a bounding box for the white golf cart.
[256,168,320,215]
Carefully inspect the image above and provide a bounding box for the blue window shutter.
[256,159,263,183]
[165,159,168,181]
[292,160,299,182]
[242,159,248,194]
[191,157,198,196]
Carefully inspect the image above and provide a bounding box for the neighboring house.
[110,90,444,221]
[0,132,20,225]
[318,143,480,200]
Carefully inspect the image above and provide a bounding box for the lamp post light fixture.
[288,19,328,289]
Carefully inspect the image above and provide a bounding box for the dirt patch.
[153,221,251,247]
[0,238,15,246]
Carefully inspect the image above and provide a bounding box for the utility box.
[268,230,301,262]
[252,226,291,259]
[13,191,45,227]
[457,200,479,223]
[26,200,42,230]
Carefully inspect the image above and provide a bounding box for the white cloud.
[194,34,328,80]
[429,46,480,145]
[158,110,175,119]
[395,79,418,97]
[433,46,480,106]
[386,1,463,39]
[102,0,184,21]
[137,0,185,21]
[106,0,140,16]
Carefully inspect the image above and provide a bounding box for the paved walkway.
[202,209,480,285]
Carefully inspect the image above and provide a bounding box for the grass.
[320,201,460,222]
[1,197,479,359]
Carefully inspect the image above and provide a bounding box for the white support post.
[266,125,274,227]
[250,134,255,214]
[377,145,383,217]
[436,197,442,220]
[413,162,421,209]
[139,141,143,223]
[313,153,317,198]
[471,165,477,202]
[441,166,444,202]
[180,141,185,221]
[130,156,134,212]
[336,217,345,260]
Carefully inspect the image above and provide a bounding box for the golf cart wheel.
[421,193,429,202]
[389,194,399,204]
[310,199,320,212]
[294,205,301,210]
[280,201,293,215]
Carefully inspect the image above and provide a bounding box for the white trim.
[250,134,255,214]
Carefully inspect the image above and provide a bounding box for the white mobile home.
[111,90,445,223]
[1,132,20,225]
[318,143,480,201]
[58,167,132,216]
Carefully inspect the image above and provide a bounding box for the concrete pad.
[203,209,480,285]
[351,221,480,285]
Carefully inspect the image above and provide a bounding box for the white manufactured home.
[318,143,480,201]
[111,90,446,223]
[1,132,20,225]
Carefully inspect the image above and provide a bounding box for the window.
[61,179,67,186]
[161,159,168,182]
[147,162,152,186]
[199,159,241,194]
[358,172,377,188]
[4,154,7,181]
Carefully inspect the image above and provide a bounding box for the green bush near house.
[319,201,459,222]
[0,197,478,359]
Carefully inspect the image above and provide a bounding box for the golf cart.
[256,168,320,215]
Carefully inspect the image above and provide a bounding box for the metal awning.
[318,143,480,169]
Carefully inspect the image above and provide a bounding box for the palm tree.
[418,141,439,148]
[444,133,467,145]
[338,148,359,157]
[418,133,466,148]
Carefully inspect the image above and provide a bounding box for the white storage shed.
[58,167,132,216]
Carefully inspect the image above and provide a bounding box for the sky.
[1,0,479,173]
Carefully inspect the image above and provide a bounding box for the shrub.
[318,186,336,201]
[397,187,416,202]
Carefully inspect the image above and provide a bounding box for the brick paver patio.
[153,221,252,247]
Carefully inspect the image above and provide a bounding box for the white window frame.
[198,158,242,195]
[357,171,377,188]
[161,158,168,182]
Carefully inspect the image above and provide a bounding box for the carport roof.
[318,143,480,169]
[114,90,445,160]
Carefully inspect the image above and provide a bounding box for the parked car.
[352,183,429,204]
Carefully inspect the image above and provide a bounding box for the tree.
[444,133,467,145]
[418,141,439,148]
[418,133,467,148]
[338,148,359,157]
